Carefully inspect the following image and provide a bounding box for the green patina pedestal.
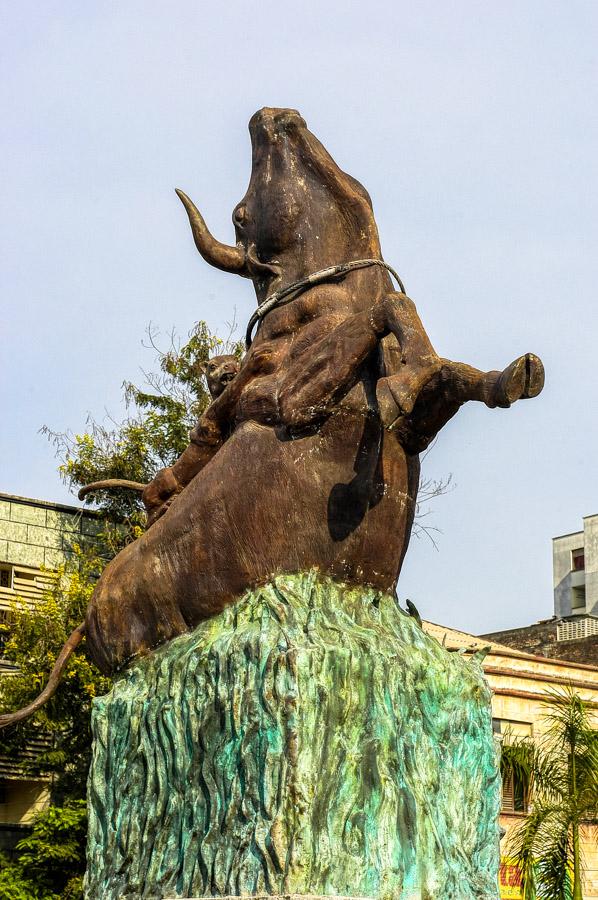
[85,573,500,900]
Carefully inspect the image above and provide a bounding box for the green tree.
[0,800,86,900]
[503,689,598,900]
[49,321,241,524]
[0,552,111,802]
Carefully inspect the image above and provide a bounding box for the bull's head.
[177,108,383,301]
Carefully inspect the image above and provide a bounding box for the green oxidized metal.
[85,572,500,900]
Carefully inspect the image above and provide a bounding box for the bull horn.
[175,189,248,276]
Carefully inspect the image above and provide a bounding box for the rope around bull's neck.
[245,258,406,348]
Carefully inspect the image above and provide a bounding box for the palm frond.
[502,736,566,802]
[504,689,598,900]
[533,825,572,900]
[541,688,591,750]
[507,800,568,899]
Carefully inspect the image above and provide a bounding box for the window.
[0,609,13,655]
[501,764,529,813]
[0,566,12,590]
[494,719,533,740]
[16,570,36,581]
[571,585,586,610]
[5,567,49,607]
[572,548,585,571]
[496,720,532,814]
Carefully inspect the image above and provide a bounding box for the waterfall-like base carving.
[85,573,500,900]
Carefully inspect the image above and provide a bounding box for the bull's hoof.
[492,353,545,408]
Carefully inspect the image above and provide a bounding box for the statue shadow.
[327,415,385,542]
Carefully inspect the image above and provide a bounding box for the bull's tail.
[0,622,86,729]
[78,479,147,501]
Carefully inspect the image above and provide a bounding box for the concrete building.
[553,513,598,619]
[483,514,598,665]
[424,620,598,899]
[0,491,101,853]
[475,515,598,896]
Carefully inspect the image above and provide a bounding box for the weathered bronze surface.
[83,108,543,675]
[203,353,241,399]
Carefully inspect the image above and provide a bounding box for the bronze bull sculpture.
[0,108,543,725]
[87,106,543,673]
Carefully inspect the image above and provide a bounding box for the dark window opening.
[501,764,529,813]
[571,585,586,610]
[572,548,585,571]
[0,567,11,589]
[0,609,14,655]
[15,570,36,581]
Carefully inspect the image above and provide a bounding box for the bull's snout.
[249,107,306,141]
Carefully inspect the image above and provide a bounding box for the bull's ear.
[176,189,249,276]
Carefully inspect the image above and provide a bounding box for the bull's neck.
[339,263,395,303]
[253,240,392,303]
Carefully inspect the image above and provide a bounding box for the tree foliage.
[0,800,86,900]
[503,689,598,900]
[45,321,242,523]
[0,551,111,800]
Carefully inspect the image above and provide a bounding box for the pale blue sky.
[2,1,597,634]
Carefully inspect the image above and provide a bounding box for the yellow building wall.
[0,779,50,825]
[0,493,103,828]
[425,620,598,899]
[488,657,598,896]
[581,824,598,897]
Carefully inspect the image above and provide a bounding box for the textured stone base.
[86,572,500,900]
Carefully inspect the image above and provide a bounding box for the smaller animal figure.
[77,353,241,502]
[202,354,240,399]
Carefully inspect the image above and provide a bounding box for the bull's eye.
[233,205,247,229]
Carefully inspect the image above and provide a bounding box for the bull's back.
[86,409,418,673]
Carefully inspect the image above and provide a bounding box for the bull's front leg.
[384,354,545,452]
[441,355,545,409]
[142,363,255,525]
[276,312,382,429]
[370,290,545,434]
[370,292,442,416]
[274,292,443,431]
